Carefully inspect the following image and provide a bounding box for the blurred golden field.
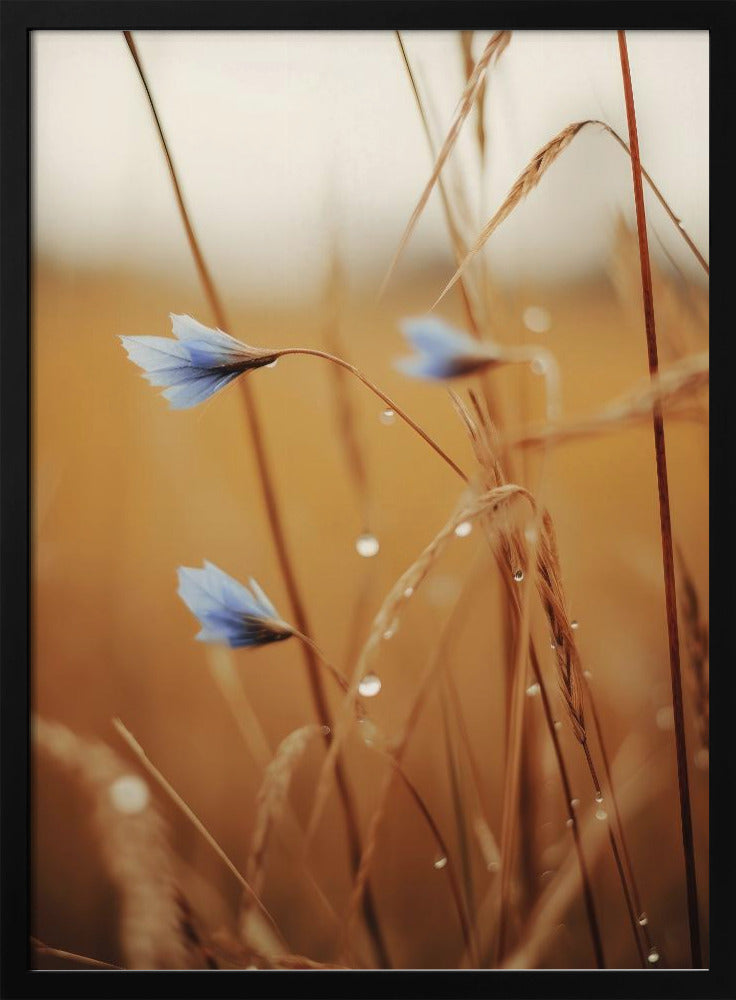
[31,29,708,973]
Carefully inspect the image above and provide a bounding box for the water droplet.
[513,569,524,583]
[382,619,399,641]
[656,706,674,731]
[379,408,395,426]
[540,869,554,882]
[358,673,382,698]
[454,520,472,538]
[595,807,608,821]
[570,798,580,809]
[526,683,540,697]
[433,855,448,870]
[694,748,709,770]
[550,640,557,650]
[355,532,379,558]
[566,818,574,828]
[638,913,649,927]
[359,719,379,747]
[571,620,579,630]
[595,792,604,804]
[320,725,331,736]
[265,359,278,369]
[554,720,562,730]
[647,947,660,965]
[522,306,552,334]
[530,356,548,376]
[403,586,414,598]
[109,775,150,815]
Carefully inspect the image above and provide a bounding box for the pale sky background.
[33,30,709,299]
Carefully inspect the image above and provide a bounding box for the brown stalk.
[122,31,390,967]
[676,549,709,754]
[433,118,708,308]
[111,718,287,950]
[31,939,123,971]
[511,352,709,451]
[277,347,467,482]
[618,29,701,968]
[381,30,511,297]
[395,33,512,469]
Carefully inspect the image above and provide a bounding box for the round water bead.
[647,947,660,965]
[433,855,448,870]
[355,532,380,558]
[522,305,552,334]
[526,683,540,698]
[358,673,382,698]
[109,775,150,815]
[638,913,649,927]
[513,569,524,583]
[454,520,473,538]
[379,408,396,426]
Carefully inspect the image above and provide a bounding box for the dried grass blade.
[304,486,530,850]
[433,118,708,308]
[246,724,325,898]
[618,30,701,967]
[380,30,511,297]
[111,717,287,951]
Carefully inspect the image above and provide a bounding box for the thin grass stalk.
[207,649,344,937]
[433,118,708,308]
[500,736,668,969]
[438,676,479,955]
[277,348,467,481]
[584,676,655,958]
[341,562,480,962]
[381,29,511,297]
[291,639,479,965]
[111,718,287,950]
[31,939,123,971]
[396,33,514,474]
[617,29,701,968]
[122,32,390,967]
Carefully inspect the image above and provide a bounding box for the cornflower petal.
[177,563,292,649]
[396,315,501,380]
[120,315,280,409]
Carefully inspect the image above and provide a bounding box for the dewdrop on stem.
[379,408,396,425]
[355,532,379,558]
[647,947,660,965]
[433,855,448,870]
[358,673,382,698]
[513,569,524,583]
[454,520,472,538]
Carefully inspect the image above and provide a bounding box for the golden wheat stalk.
[433,119,709,308]
[380,29,511,297]
[33,716,194,969]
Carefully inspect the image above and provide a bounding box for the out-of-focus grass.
[32,256,708,968]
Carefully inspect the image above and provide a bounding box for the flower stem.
[278,347,468,482]
[617,29,701,968]
[123,31,391,969]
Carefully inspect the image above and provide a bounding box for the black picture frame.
[2,3,733,998]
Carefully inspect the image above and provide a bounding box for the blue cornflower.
[120,314,280,409]
[396,316,501,380]
[177,561,293,649]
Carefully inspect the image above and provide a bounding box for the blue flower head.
[177,561,293,649]
[396,316,500,380]
[120,314,280,409]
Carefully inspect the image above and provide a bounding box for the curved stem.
[292,633,477,964]
[122,31,390,969]
[278,348,468,482]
